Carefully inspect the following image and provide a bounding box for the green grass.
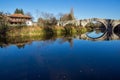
[0,26,88,37]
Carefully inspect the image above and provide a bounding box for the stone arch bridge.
[57,18,120,30]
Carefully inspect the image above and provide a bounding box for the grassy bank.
[0,26,88,37]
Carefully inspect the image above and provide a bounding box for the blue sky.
[0,0,120,20]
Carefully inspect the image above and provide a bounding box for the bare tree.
[37,12,57,26]
[57,13,64,20]
[35,10,55,21]
[25,12,34,21]
[40,12,54,20]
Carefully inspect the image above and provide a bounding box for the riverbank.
[0,26,88,37]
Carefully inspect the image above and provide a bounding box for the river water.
[0,29,120,80]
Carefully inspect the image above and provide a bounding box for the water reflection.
[86,28,106,39]
[1,27,120,48]
[0,34,74,49]
[81,26,120,41]
[1,27,120,80]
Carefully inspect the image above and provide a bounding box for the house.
[8,13,33,26]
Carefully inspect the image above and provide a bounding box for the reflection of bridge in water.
[80,31,120,41]
[0,33,120,48]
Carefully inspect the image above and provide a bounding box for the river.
[0,28,120,80]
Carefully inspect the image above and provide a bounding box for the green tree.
[14,8,19,14]
[20,9,24,14]
[14,8,24,14]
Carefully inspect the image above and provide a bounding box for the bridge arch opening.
[85,20,107,30]
[85,21,107,39]
[113,24,120,37]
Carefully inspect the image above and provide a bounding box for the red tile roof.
[8,14,31,18]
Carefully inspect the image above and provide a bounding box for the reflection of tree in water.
[58,34,74,48]
[0,34,57,48]
[0,37,7,48]
[68,38,73,48]
[1,25,120,48]
[0,44,7,48]
[16,44,25,49]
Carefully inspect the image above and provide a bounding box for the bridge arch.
[112,20,120,28]
[113,24,120,37]
[112,20,120,37]
[112,23,120,31]
[82,18,108,29]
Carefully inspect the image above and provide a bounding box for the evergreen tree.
[14,8,19,14]
[14,8,24,14]
[20,9,24,14]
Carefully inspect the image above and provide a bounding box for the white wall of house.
[26,21,33,26]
